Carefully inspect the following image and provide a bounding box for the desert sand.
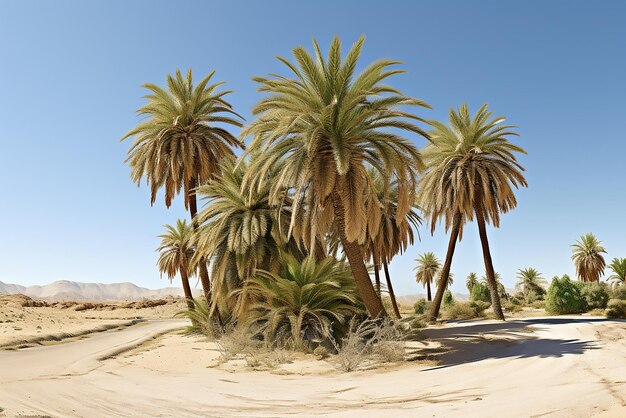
[0,298,624,417]
[0,294,185,349]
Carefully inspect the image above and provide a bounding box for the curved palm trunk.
[383,262,401,319]
[331,191,387,318]
[475,206,505,321]
[179,268,195,311]
[426,281,432,302]
[372,248,381,296]
[429,213,462,322]
[188,177,224,327]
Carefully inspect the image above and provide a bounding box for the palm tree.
[515,268,547,296]
[418,104,527,321]
[414,252,441,301]
[365,171,422,318]
[608,257,626,287]
[122,69,243,309]
[193,156,298,321]
[248,252,362,349]
[572,233,607,282]
[243,36,430,317]
[156,219,197,311]
[466,272,479,293]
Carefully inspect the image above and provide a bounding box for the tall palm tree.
[572,233,607,282]
[122,69,243,309]
[242,36,430,317]
[156,219,197,310]
[466,272,479,293]
[365,171,422,318]
[515,268,547,295]
[418,104,527,321]
[414,252,441,301]
[193,156,299,321]
[607,257,626,287]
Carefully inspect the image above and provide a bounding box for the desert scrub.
[330,318,405,372]
[215,326,263,362]
[442,289,454,306]
[580,282,610,309]
[503,301,522,313]
[545,275,586,314]
[610,285,626,301]
[606,299,626,319]
[413,299,431,315]
[442,301,490,320]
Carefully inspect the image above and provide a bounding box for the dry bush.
[606,299,626,319]
[330,318,405,372]
[215,326,262,362]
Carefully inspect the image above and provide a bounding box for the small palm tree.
[193,156,298,321]
[156,219,197,310]
[414,252,441,301]
[466,272,479,293]
[365,171,422,318]
[572,233,607,282]
[248,253,362,349]
[516,268,547,295]
[122,69,243,308]
[418,104,527,321]
[607,257,626,287]
[243,36,430,317]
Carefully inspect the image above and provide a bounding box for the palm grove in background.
[122,37,624,349]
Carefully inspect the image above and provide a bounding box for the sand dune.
[1,315,624,417]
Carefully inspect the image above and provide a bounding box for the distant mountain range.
[0,280,202,301]
[0,280,471,302]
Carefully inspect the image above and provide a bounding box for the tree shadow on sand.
[416,317,608,370]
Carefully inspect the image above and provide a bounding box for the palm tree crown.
[571,233,607,282]
[466,272,479,293]
[515,268,547,294]
[414,252,441,288]
[243,36,429,246]
[607,257,626,287]
[156,219,196,280]
[122,69,243,208]
[418,103,527,234]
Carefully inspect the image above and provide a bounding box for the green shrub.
[470,283,491,303]
[606,299,626,319]
[610,285,626,301]
[581,282,610,310]
[413,298,431,315]
[443,289,454,306]
[545,275,587,314]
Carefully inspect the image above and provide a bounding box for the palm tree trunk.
[475,205,505,321]
[426,281,432,302]
[373,247,381,296]
[383,262,401,319]
[331,191,387,318]
[180,268,195,311]
[188,177,224,327]
[429,212,462,322]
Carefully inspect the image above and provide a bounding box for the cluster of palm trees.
[122,36,527,330]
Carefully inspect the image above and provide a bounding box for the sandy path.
[0,317,624,417]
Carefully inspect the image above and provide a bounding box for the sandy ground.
[0,295,185,348]
[1,313,625,417]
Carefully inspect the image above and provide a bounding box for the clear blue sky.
[1,1,625,295]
